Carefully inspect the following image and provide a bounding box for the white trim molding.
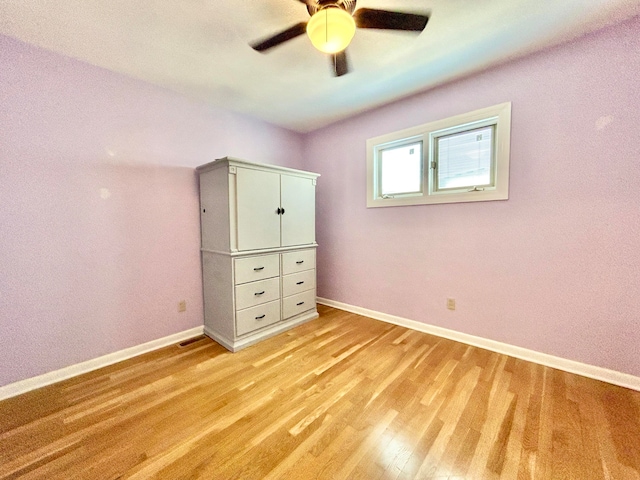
[366,102,511,208]
[204,311,319,353]
[317,298,640,392]
[0,326,204,401]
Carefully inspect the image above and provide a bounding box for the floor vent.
[178,335,206,347]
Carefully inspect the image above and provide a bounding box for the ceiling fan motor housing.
[306,0,357,16]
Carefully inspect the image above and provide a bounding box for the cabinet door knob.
[296,260,304,264]
[296,281,304,285]
[255,314,266,320]
[296,301,305,306]
[254,291,265,296]
[253,266,265,271]
[276,207,282,215]
[281,208,285,215]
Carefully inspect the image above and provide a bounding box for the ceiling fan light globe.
[306,7,356,54]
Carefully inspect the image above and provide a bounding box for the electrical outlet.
[447,298,456,311]
[178,300,186,313]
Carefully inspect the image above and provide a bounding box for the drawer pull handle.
[296,301,305,306]
[254,291,265,296]
[255,314,266,320]
[296,281,305,285]
[253,266,265,271]
[296,260,304,264]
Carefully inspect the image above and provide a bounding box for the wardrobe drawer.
[282,249,316,275]
[234,254,280,285]
[235,277,280,311]
[236,300,281,336]
[282,290,316,320]
[282,269,316,297]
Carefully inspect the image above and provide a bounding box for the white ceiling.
[2,0,639,132]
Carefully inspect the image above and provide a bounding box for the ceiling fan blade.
[296,0,316,6]
[353,8,429,32]
[250,22,308,52]
[331,50,349,77]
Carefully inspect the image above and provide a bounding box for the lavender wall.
[2,16,639,389]
[0,35,303,387]
[303,16,640,377]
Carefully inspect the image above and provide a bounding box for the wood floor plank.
[1,304,640,479]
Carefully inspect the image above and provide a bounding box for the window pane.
[436,126,494,190]
[380,142,422,196]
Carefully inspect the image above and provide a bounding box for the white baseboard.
[4,300,638,400]
[0,326,204,401]
[317,298,640,392]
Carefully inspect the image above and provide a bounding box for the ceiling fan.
[250,0,429,77]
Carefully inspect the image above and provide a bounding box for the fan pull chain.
[324,9,328,44]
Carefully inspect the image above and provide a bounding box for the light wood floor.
[1,305,640,479]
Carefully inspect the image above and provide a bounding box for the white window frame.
[377,136,424,198]
[366,102,511,208]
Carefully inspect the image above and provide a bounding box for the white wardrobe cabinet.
[197,157,320,352]
[235,167,316,251]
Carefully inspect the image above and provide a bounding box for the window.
[379,139,423,197]
[366,102,511,207]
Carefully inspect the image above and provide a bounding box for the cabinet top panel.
[197,157,320,179]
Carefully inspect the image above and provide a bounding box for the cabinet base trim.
[204,309,319,352]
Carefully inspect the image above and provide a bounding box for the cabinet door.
[280,175,316,247]
[236,168,281,251]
